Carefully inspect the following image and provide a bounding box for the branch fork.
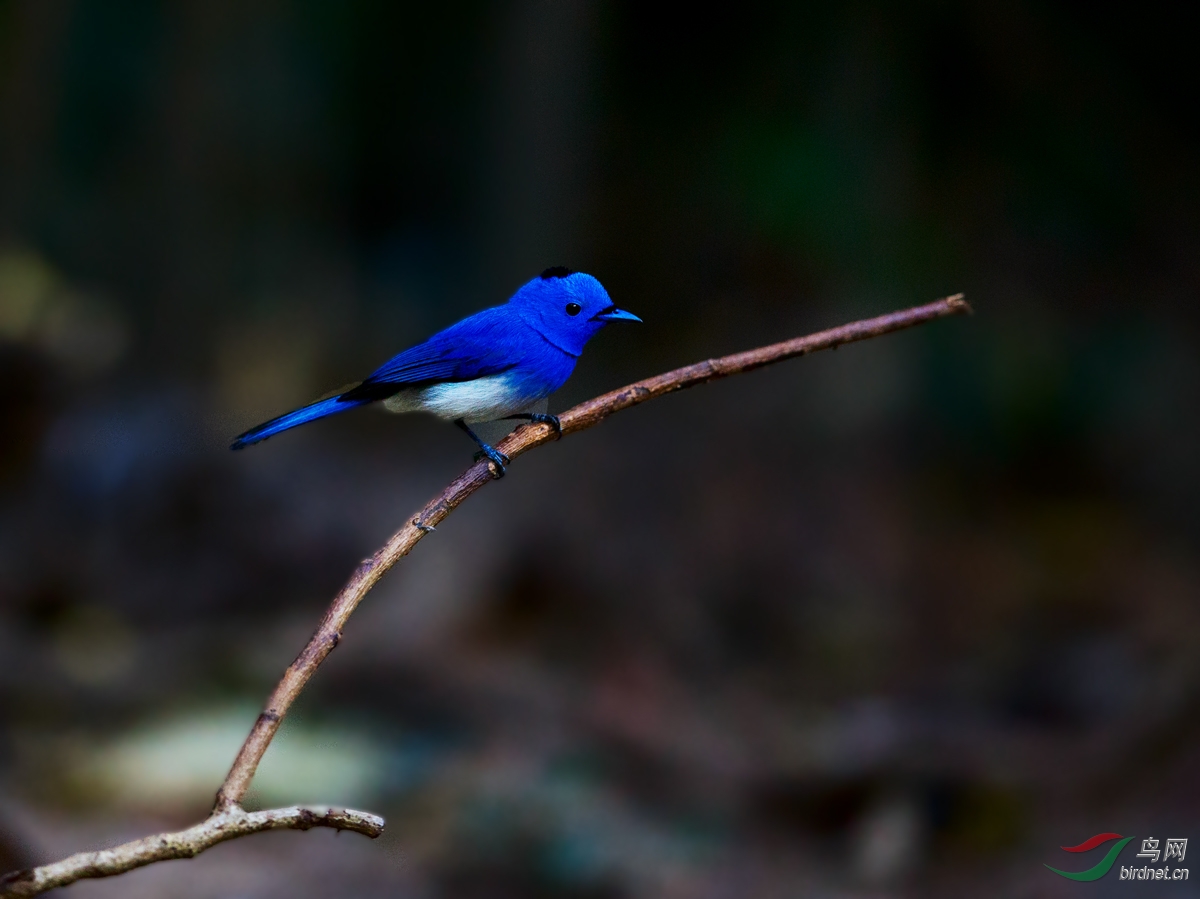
[0,806,385,898]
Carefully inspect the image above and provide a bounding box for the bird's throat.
[528,326,582,359]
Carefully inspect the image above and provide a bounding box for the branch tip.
[944,292,972,314]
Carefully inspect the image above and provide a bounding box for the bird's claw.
[527,413,563,439]
[473,446,510,478]
[413,518,436,533]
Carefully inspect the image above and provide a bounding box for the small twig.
[2,294,969,897]
[0,806,384,898]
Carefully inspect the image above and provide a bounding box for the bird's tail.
[230,394,370,450]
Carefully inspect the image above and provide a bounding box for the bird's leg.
[504,412,563,439]
[455,419,509,478]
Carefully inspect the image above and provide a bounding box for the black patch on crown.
[540,266,574,280]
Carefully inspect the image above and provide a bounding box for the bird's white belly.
[382,373,535,423]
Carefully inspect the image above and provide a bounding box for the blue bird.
[230,268,640,477]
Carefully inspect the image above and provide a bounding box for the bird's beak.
[593,305,642,323]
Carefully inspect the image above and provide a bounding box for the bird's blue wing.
[357,341,469,385]
[340,307,526,402]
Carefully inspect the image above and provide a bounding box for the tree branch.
[0,806,385,898]
[1,294,969,897]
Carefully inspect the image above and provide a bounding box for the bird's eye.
[565,302,582,316]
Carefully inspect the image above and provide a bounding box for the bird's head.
[508,268,640,356]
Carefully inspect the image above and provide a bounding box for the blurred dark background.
[1,2,1198,897]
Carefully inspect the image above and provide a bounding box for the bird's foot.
[526,412,563,439]
[506,412,563,439]
[473,444,510,478]
[413,518,436,533]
